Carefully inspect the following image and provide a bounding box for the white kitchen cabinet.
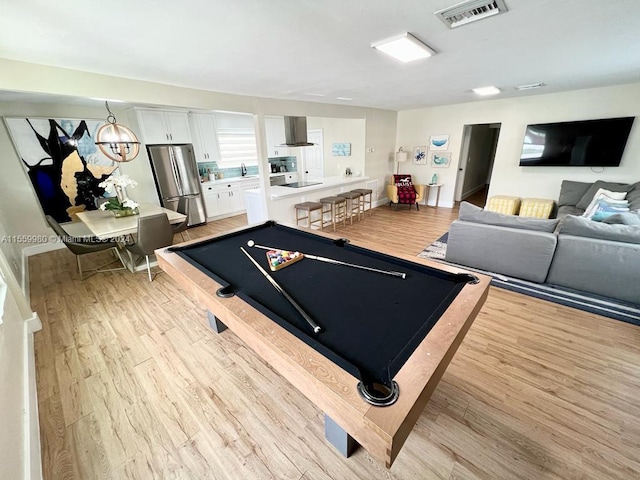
[217,184,242,213]
[135,108,192,144]
[189,113,220,162]
[202,178,259,218]
[202,185,222,217]
[265,116,290,157]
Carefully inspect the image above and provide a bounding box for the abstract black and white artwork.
[5,117,118,223]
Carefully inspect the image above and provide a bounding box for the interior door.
[303,129,324,181]
[454,126,472,202]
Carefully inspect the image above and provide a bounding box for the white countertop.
[266,175,370,199]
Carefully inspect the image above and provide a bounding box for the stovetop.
[282,182,323,188]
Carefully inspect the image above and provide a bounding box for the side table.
[424,183,443,207]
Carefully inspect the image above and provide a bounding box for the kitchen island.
[244,175,372,225]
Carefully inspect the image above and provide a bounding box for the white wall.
[0,216,42,480]
[397,83,640,207]
[307,117,366,177]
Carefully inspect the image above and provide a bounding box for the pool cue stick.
[246,240,406,279]
[240,247,322,334]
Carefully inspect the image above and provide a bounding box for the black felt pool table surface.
[170,222,472,387]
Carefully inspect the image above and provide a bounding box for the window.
[214,113,258,167]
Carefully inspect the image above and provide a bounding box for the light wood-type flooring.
[31,203,640,479]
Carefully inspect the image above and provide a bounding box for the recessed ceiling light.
[336,97,352,101]
[472,86,501,96]
[304,93,325,97]
[516,82,545,91]
[372,32,435,63]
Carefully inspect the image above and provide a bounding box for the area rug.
[418,233,640,326]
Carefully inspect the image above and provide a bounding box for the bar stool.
[337,191,362,225]
[351,188,373,217]
[294,202,323,229]
[319,196,347,232]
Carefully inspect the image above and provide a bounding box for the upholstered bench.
[519,198,555,219]
[486,195,521,215]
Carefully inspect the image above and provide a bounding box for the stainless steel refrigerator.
[147,144,207,226]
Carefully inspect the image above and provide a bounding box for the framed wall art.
[431,151,452,168]
[4,117,118,223]
[412,146,427,165]
[331,142,351,156]
[429,134,449,151]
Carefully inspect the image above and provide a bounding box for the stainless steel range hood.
[283,116,314,146]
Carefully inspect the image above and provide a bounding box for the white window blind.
[214,113,258,167]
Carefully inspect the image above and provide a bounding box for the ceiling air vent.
[435,0,508,29]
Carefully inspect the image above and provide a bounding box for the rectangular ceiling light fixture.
[472,86,501,96]
[372,33,435,62]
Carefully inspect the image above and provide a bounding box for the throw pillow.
[582,188,628,219]
[626,181,640,212]
[575,180,630,210]
[557,180,592,207]
[393,174,412,187]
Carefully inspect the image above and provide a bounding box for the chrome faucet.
[241,163,247,176]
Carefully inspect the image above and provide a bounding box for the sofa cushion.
[557,205,584,218]
[626,181,640,212]
[602,213,640,225]
[575,180,631,210]
[459,202,559,232]
[558,180,592,207]
[559,215,640,244]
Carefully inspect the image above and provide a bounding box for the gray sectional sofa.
[445,180,640,305]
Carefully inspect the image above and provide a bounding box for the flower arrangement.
[98,174,140,216]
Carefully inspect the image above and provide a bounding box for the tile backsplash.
[197,161,259,180]
[196,156,297,180]
[268,156,297,173]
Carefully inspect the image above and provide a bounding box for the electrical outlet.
[366,147,375,153]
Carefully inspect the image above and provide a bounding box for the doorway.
[454,123,501,207]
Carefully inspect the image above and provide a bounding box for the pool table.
[157,221,490,467]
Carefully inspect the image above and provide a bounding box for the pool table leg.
[324,414,357,457]
[207,310,228,333]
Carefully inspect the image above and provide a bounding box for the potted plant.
[98,174,140,217]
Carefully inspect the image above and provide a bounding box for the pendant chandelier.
[95,101,140,162]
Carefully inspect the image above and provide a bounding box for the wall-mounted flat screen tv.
[519,117,635,167]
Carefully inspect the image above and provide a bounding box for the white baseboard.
[24,314,43,480]
[376,197,454,209]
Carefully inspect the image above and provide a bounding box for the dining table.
[76,203,187,272]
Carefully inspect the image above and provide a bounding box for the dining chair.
[45,215,125,280]
[125,213,174,282]
[172,197,190,242]
[94,197,110,208]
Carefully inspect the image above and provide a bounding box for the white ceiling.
[1,0,640,111]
